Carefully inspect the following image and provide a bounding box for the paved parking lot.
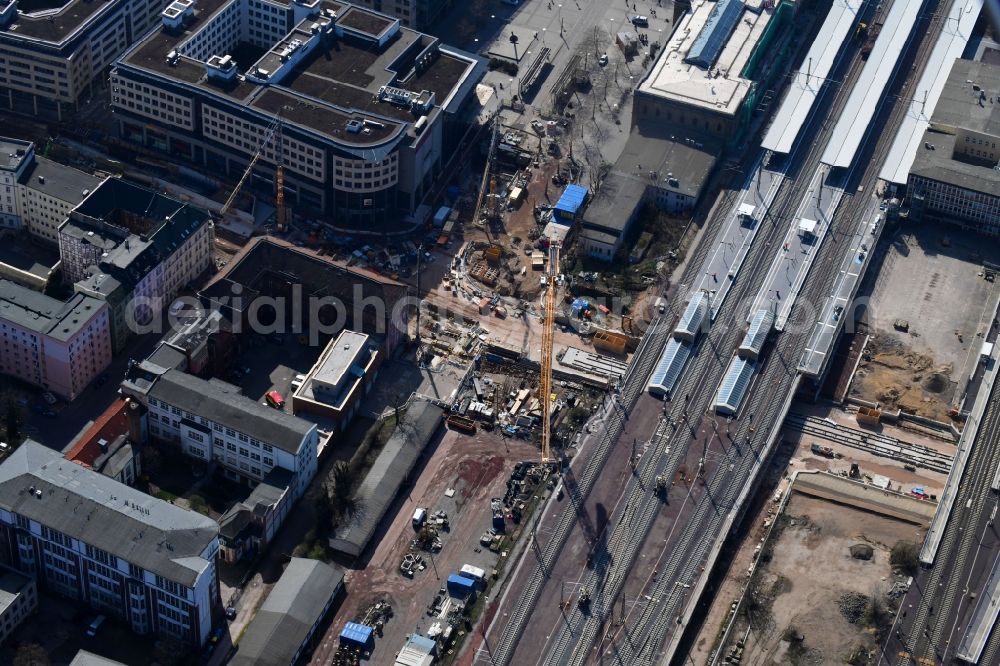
[867,224,1000,383]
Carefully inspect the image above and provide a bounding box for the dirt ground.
[310,428,539,665]
[850,333,958,422]
[725,493,922,666]
[690,399,948,665]
[858,225,1000,417]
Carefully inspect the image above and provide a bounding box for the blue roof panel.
[554,184,590,216]
[340,622,374,646]
[685,0,744,69]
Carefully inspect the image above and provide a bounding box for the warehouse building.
[109,0,485,230]
[231,557,344,666]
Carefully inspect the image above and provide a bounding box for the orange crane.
[539,241,560,465]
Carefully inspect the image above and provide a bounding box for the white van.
[412,507,427,529]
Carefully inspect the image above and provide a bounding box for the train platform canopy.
[761,0,863,154]
[821,0,923,168]
[879,0,983,185]
[648,338,691,398]
[714,355,756,415]
[553,185,589,220]
[674,291,709,342]
[738,309,774,359]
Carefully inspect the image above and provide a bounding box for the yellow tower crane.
[539,241,560,465]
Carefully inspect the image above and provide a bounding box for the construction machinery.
[539,241,560,465]
[219,116,286,229]
[472,113,501,238]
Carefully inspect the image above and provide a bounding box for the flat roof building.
[0,440,220,645]
[110,0,485,231]
[907,58,1000,235]
[634,0,790,145]
[0,0,172,119]
[293,329,381,427]
[0,137,104,243]
[0,278,112,399]
[0,564,36,647]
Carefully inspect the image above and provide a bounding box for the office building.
[0,279,112,399]
[0,565,37,645]
[109,0,485,230]
[0,137,104,241]
[121,364,319,499]
[0,0,171,119]
[61,178,214,352]
[0,441,220,645]
[345,0,447,30]
[908,58,1000,234]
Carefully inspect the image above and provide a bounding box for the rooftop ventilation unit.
[378,85,414,107]
[345,119,363,134]
[206,54,237,82]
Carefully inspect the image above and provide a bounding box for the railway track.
[894,381,1000,664]
[483,64,795,661]
[784,413,953,474]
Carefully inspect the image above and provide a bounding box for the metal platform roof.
[648,338,691,398]
[685,0,744,68]
[761,0,863,154]
[821,0,925,168]
[714,355,756,415]
[879,0,982,185]
[674,291,709,341]
[738,308,774,359]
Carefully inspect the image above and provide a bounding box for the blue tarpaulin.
[340,622,374,649]
[554,184,589,222]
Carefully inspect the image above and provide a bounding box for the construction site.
[711,473,931,666]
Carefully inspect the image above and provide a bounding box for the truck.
[446,414,477,434]
[810,443,835,458]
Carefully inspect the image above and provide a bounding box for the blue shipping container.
[447,574,477,598]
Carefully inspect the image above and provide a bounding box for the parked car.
[597,53,609,66]
[631,14,649,26]
[225,606,238,621]
[86,614,106,637]
[41,392,57,405]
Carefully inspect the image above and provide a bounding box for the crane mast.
[540,241,560,465]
